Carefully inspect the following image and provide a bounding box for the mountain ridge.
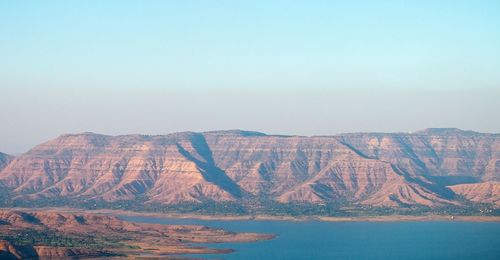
[0,128,499,214]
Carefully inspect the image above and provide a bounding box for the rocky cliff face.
[0,129,498,208]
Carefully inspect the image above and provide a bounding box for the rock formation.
[0,128,498,208]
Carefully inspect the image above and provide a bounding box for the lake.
[119,216,500,260]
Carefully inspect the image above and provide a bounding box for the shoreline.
[3,207,500,222]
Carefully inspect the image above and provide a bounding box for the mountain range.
[0,128,499,213]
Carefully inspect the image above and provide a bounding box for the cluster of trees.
[80,199,500,217]
[0,228,102,248]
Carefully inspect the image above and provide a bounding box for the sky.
[1,0,499,154]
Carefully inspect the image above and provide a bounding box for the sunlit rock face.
[0,128,498,208]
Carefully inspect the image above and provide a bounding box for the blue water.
[119,216,500,260]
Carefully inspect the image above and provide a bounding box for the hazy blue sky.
[1,1,499,154]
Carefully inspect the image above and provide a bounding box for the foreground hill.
[0,128,499,215]
[0,209,272,259]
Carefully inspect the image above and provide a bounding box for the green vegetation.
[0,228,120,249]
[1,191,498,217]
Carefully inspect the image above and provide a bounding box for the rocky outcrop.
[0,129,498,208]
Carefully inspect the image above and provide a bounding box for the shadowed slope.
[0,152,13,171]
[176,133,243,198]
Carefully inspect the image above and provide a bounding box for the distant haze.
[1,1,499,154]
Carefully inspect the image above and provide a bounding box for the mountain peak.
[203,129,267,137]
[59,132,109,138]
